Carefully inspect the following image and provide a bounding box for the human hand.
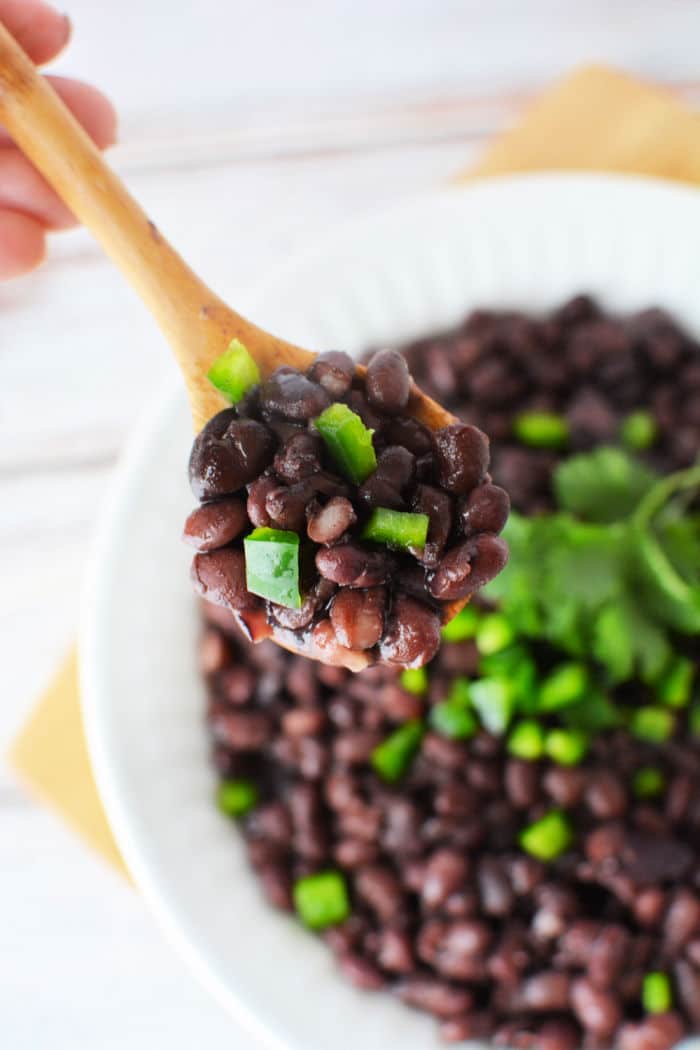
[0,0,116,278]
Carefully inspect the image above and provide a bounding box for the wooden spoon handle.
[0,20,312,427]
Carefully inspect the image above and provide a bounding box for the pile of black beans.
[201,297,700,1049]
[185,349,508,669]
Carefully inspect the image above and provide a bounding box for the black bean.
[337,953,386,990]
[421,849,470,910]
[664,889,700,953]
[504,759,540,809]
[211,710,273,750]
[381,416,433,456]
[570,978,622,1038]
[189,417,276,500]
[412,484,453,566]
[396,976,474,1018]
[259,367,330,421]
[273,431,322,482]
[264,482,309,531]
[433,422,490,495]
[191,549,258,611]
[618,1013,685,1050]
[366,349,411,414]
[460,483,510,537]
[585,771,628,819]
[477,857,514,917]
[219,665,256,705]
[306,350,355,397]
[517,971,571,1011]
[376,928,414,973]
[378,595,441,668]
[358,446,415,509]
[307,496,357,544]
[183,497,248,551]
[316,543,392,588]
[428,534,508,601]
[330,587,386,650]
[588,925,629,989]
[198,629,230,675]
[334,838,378,869]
[246,475,278,527]
[355,864,404,921]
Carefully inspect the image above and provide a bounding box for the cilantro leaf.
[554,447,656,523]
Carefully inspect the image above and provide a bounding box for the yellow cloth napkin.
[9,64,700,877]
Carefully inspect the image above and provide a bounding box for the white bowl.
[80,174,700,1050]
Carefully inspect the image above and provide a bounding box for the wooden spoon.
[0,21,466,667]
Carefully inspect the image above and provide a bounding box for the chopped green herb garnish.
[479,644,538,713]
[400,667,429,695]
[561,690,621,733]
[633,766,666,799]
[314,402,377,483]
[362,507,429,552]
[207,339,260,403]
[243,527,301,608]
[371,720,424,782]
[520,810,573,862]
[656,656,694,708]
[469,677,515,735]
[507,720,546,761]
[513,411,569,449]
[554,447,656,523]
[544,728,589,766]
[216,778,259,817]
[642,972,673,1014]
[630,705,675,744]
[538,662,589,712]
[441,605,480,642]
[475,613,515,655]
[293,870,350,929]
[621,410,658,451]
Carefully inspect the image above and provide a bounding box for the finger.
[0,76,118,151]
[0,207,46,278]
[0,149,76,228]
[0,0,71,66]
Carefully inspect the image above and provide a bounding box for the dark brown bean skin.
[380,416,433,456]
[421,850,470,911]
[273,431,322,482]
[210,710,273,750]
[191,549,258,611]
[378,595,441,668]
[316,542,391,588]
[336,952,386,990]
[428,534,509,601]
[259,367,331,421]
[307,497,357,544]
[264,482,309,531]
[570,978,621,1039]
[355,864,404,921]
[198,629,230,674]
[396,977,474,1018]
[433,423,490,495]
[189,417,276,501]
[366,349,411,414]
[246,475,278,527]
[460,483,510,536]
[306,350,355,396]
[412,484,453,566]
[330,587,386,650]
[182,497,248,552]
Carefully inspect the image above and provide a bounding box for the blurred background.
[2,2,699,1047]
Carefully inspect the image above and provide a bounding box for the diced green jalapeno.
[621,410,658,451]
[520,810,573,862]
[400,667,429,695]
[538,662,589,713]
[371,720,424,783]
[314,402,377,483]
[513,411,569,449]
[642,972,673,1014]
[430,697,478,740]
[657,656,694,708]
[362,508,429,551]
[207,339,260,403]
[441,605,480,642]
[469,677,515,735]
[475,613,515,655]
[630,705,675,744]
[216,778,259,817]
[507,720,546,761]
[293,870,350,929]
[243,527,301,608]
[544,728,589,766]
[633,767,666,799]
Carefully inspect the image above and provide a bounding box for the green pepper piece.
[293,870,350,929]
[475,613,515,655]
[538,662,589,713]
[642,972,673,1014]
[430,698,478,740]
[469,677,515,735]
[633,767,666,799]
[513,411,569,449]
[207,339,260,403]
[520,810,573,862]
[621,410,658,451]
[544,728,589,766]
[216,778,259,817]
[656,656,694,708]
[441,605,480,642]
[371,720,424,783]
[630,705,675,744]
[507,720,546,761]
[362,508,429,552]
[243,527,301,608]
[314,402,377,483]
[400,667,429,695]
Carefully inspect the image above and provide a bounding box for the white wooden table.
[2,2,700,1046]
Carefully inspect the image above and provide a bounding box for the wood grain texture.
[3,2,700,1048]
